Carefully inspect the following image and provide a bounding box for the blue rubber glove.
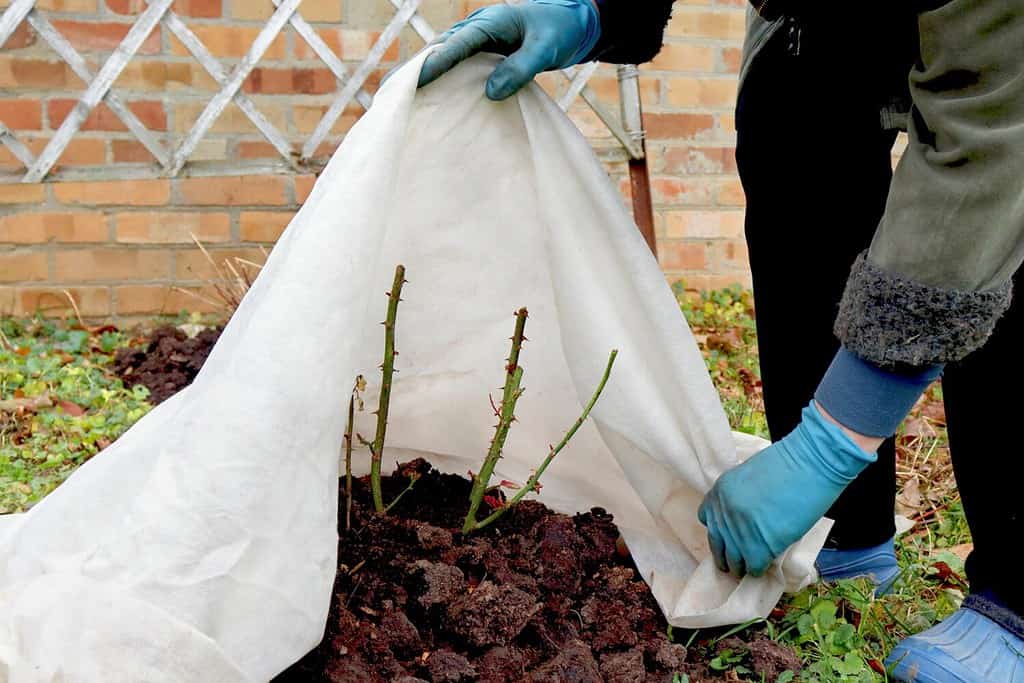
[417,0,601,101]
[697,401,877,578]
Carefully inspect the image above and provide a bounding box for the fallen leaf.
[946,543,974,562]
[920,401,946,426]
[902,417,930,438]
[896,478,923,515]
[707,329,743,354]
[56,400,86,417]
[929,561,968,590]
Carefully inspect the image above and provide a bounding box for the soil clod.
[276,461,800,682]
[114,326,222,405]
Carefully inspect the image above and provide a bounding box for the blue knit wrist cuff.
[814,346,943,438]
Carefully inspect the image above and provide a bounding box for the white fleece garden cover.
[0,52,830,682]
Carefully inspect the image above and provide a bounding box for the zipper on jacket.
[785,15,802,56]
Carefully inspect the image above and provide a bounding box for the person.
[417,1,1024,681]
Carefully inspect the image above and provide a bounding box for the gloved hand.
[417,0,601,101]
[697,401,877,578]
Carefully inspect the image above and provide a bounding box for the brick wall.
[0,0,749,321]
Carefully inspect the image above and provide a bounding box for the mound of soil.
[114,326,222,405]
[277,460,800,682]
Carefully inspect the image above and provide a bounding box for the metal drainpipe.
[617,63,658,257]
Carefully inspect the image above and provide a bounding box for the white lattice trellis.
[0,0,647,186]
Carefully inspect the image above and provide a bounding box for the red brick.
[173,102,288,134]
[115,211,230,243]
[649,43,715,72]
[106,0,221,17]
[51,21,162,55]
[0,136,107,170]
[294,175,316,204]
[586,75,661,105]
[719,113,736,136]
[0,251,48,282]
[235,140,280,160]
[0,212,108,243]
[0,137,107,169]
[289,0,342,22]
[0,57,71,89]
[293,29,394,61]
[243,67,336,95]
[17,287,110,317]
[111,139,156,163]
[113,284,220,315]
[651,177,715,206]
[239,211,293,242]
[661,146,737,175]
[114,60,197,91]
[176,176,288,206]
[659,242,707,271]
[54,248,171,282]
[717,240,749,268]
[664,210,744,240]
[175,247,265,280]
[0,99,42,130]
[667,9,746,41]
[666,77,737,108]
[2,22,36,50]
[0,184,45,204]
[48,99,166,132]
[293,105,359,136]
[721,48,742,74]
[54,179,170,206]
[310,140,340,158]
[169,25,285,59]
[716,179,746,206]
[16,0,98,11]
[644,113,715,141]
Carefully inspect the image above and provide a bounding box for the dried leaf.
[946,543,974,562]
[57,400,86,417]
[895,478,923,515]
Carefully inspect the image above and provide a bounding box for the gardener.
[418,1,1024,681]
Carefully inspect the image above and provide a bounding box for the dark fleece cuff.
[964,593,1024,641]
[834,252,1013,366]
[585,0,674,65]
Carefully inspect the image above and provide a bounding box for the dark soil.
[114,326,222,405]
[276,460,801,682]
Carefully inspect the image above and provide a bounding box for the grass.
[0,287,969,681]
[0,317,151,513]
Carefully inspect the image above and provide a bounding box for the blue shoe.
[815,537,900,595]
[887,604,1024,682]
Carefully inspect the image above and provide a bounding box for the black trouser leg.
[735,24,898,549]
[942,277,1024,614]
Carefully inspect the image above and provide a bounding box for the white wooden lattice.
[0,0,645,184]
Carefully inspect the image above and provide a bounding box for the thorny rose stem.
[463,308,529,533]
[344,375,364,531]
[371,265,406,513]
[471,348,618,531]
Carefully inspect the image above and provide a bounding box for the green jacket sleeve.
[835,0,1024,367]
